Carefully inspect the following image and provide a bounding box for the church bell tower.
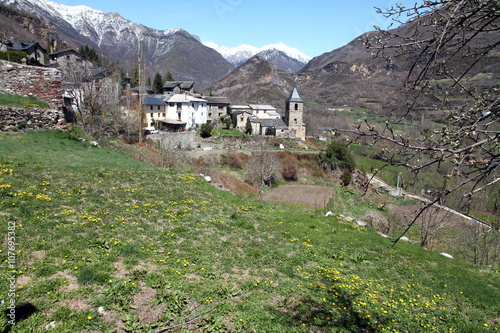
[285,88,305,139]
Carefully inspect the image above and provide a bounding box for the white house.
[143,96,167,130]
[165,93,207,130]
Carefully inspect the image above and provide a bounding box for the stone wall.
[0,106,66,131]
[0,60,63,108]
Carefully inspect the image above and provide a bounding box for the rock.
[279,144,285,149]
[98,306,106,315]
[378,232,388,238]
[356,220,368,227]
[90,141,99,147]
[439,252,454,259]
[325,211,334,217]
[400,236,410,242]
[204,176,212,182]
[45,321,56,329]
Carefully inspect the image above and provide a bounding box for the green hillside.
[0,130,498,332]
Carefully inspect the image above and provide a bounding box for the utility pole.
[137,39,145,145]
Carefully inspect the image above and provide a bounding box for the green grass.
[0,93,51,109]
[212,127,247,136]
[0,130,498,332]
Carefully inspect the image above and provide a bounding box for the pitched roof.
[249,104,277,111]
[144,96,167,106]
[167,93,206,103]
[203,96,231,104]
[286,88,303,103]
[255,118,288,128]
[4,41,46,54]
[49,49,83,58]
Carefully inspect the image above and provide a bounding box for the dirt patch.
[262,185,334,208]
[133,284,162,324]
[204,170,259,197]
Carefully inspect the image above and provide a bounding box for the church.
[231,88,306,140]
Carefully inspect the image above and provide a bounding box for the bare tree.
[245,138,280,201]
[342,1,499,244]
[63,59,121,139]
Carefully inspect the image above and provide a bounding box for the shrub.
[280,153,299,181]
[318,141,356,171]
[200,123,213,138]
[245,118,252,134]
[0,50,28,63]
[340,170,352,186]
[225,151,247,169]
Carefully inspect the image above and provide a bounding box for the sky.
[56,0,405,58]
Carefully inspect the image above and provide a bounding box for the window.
[208,113,212,117]
[177,113,181,120]
[157,113,160,117]
[158,106,160,110]
[169,103,174,107]
[150,106,153,110]
[294,118,297,124]
[177,103,182,111]
[264,110,267,113]
[218,105,223,110]
[163,113,166,117]
[294,103,299,110]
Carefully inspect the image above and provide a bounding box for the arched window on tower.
[294,103,298,110]
[293,118,297,124]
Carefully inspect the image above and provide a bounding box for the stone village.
[0,41,306,140]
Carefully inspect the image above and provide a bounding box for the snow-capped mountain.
[205,42,312,72]
[0,0,233,89]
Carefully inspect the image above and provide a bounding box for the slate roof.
[286,88,303,103]
[249,104,277,111]
[203,96,231,104]
[167,93,206,103]
[4,41,46,54]
[144,96,167,106]
[254,118,288,128]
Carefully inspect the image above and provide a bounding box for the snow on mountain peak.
[205,42,312,66]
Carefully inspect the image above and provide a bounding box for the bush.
[200,123,213,138]
[0,50,28,63]
[340,170,352,186]
[280,153,299,181]
[225,151,247,169]
[318,141,356,171]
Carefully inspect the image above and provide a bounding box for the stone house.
[203,96,231,124]
[1,41,47,64]
[229,88,306,139]
[162,81,195,94]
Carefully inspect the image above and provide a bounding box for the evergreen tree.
[132,67,139,87]
[245,118,252,135]
[164,71,175,81]
[153,73,163,94]
[78,45,101,66]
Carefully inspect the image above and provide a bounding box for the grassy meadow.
[0,130,499,332]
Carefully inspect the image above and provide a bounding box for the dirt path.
[366,173,491,229]
[262,185,334,208]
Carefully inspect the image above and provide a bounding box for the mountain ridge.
[205,41,312,71]
[0,0,234,89]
